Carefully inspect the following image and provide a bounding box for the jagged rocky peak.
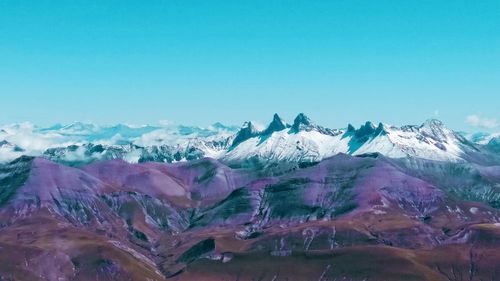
[374,122,388,135]
[241,121,259,133]
[262,113,288,135]
[291,113,314,132]
[349,121,388,141]
[288,113,340,136]
[355,121,376,138]
[231,121,260,147]
[346,124,356,133]
[420,119,449,141]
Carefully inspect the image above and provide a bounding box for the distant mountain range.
[1,113,500,166]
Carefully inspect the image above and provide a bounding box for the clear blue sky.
[1,0,499,131]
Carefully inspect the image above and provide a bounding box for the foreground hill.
[0,154,498,280]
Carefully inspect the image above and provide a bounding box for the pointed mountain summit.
[289,113,339,136]
[290,113,314,133]
[355,121,376,138]
[346,124,356,133]
[374,122,388,136]
[422,119,444,128]
[231,121,260,147]
[262,114,288,135]
[347,121,388,146]
[420,119,450,142]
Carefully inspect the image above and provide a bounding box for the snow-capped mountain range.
[1,113,499,165]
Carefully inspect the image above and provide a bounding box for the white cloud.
[466,114,499,128]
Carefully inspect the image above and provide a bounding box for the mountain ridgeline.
[1,113,498,168]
